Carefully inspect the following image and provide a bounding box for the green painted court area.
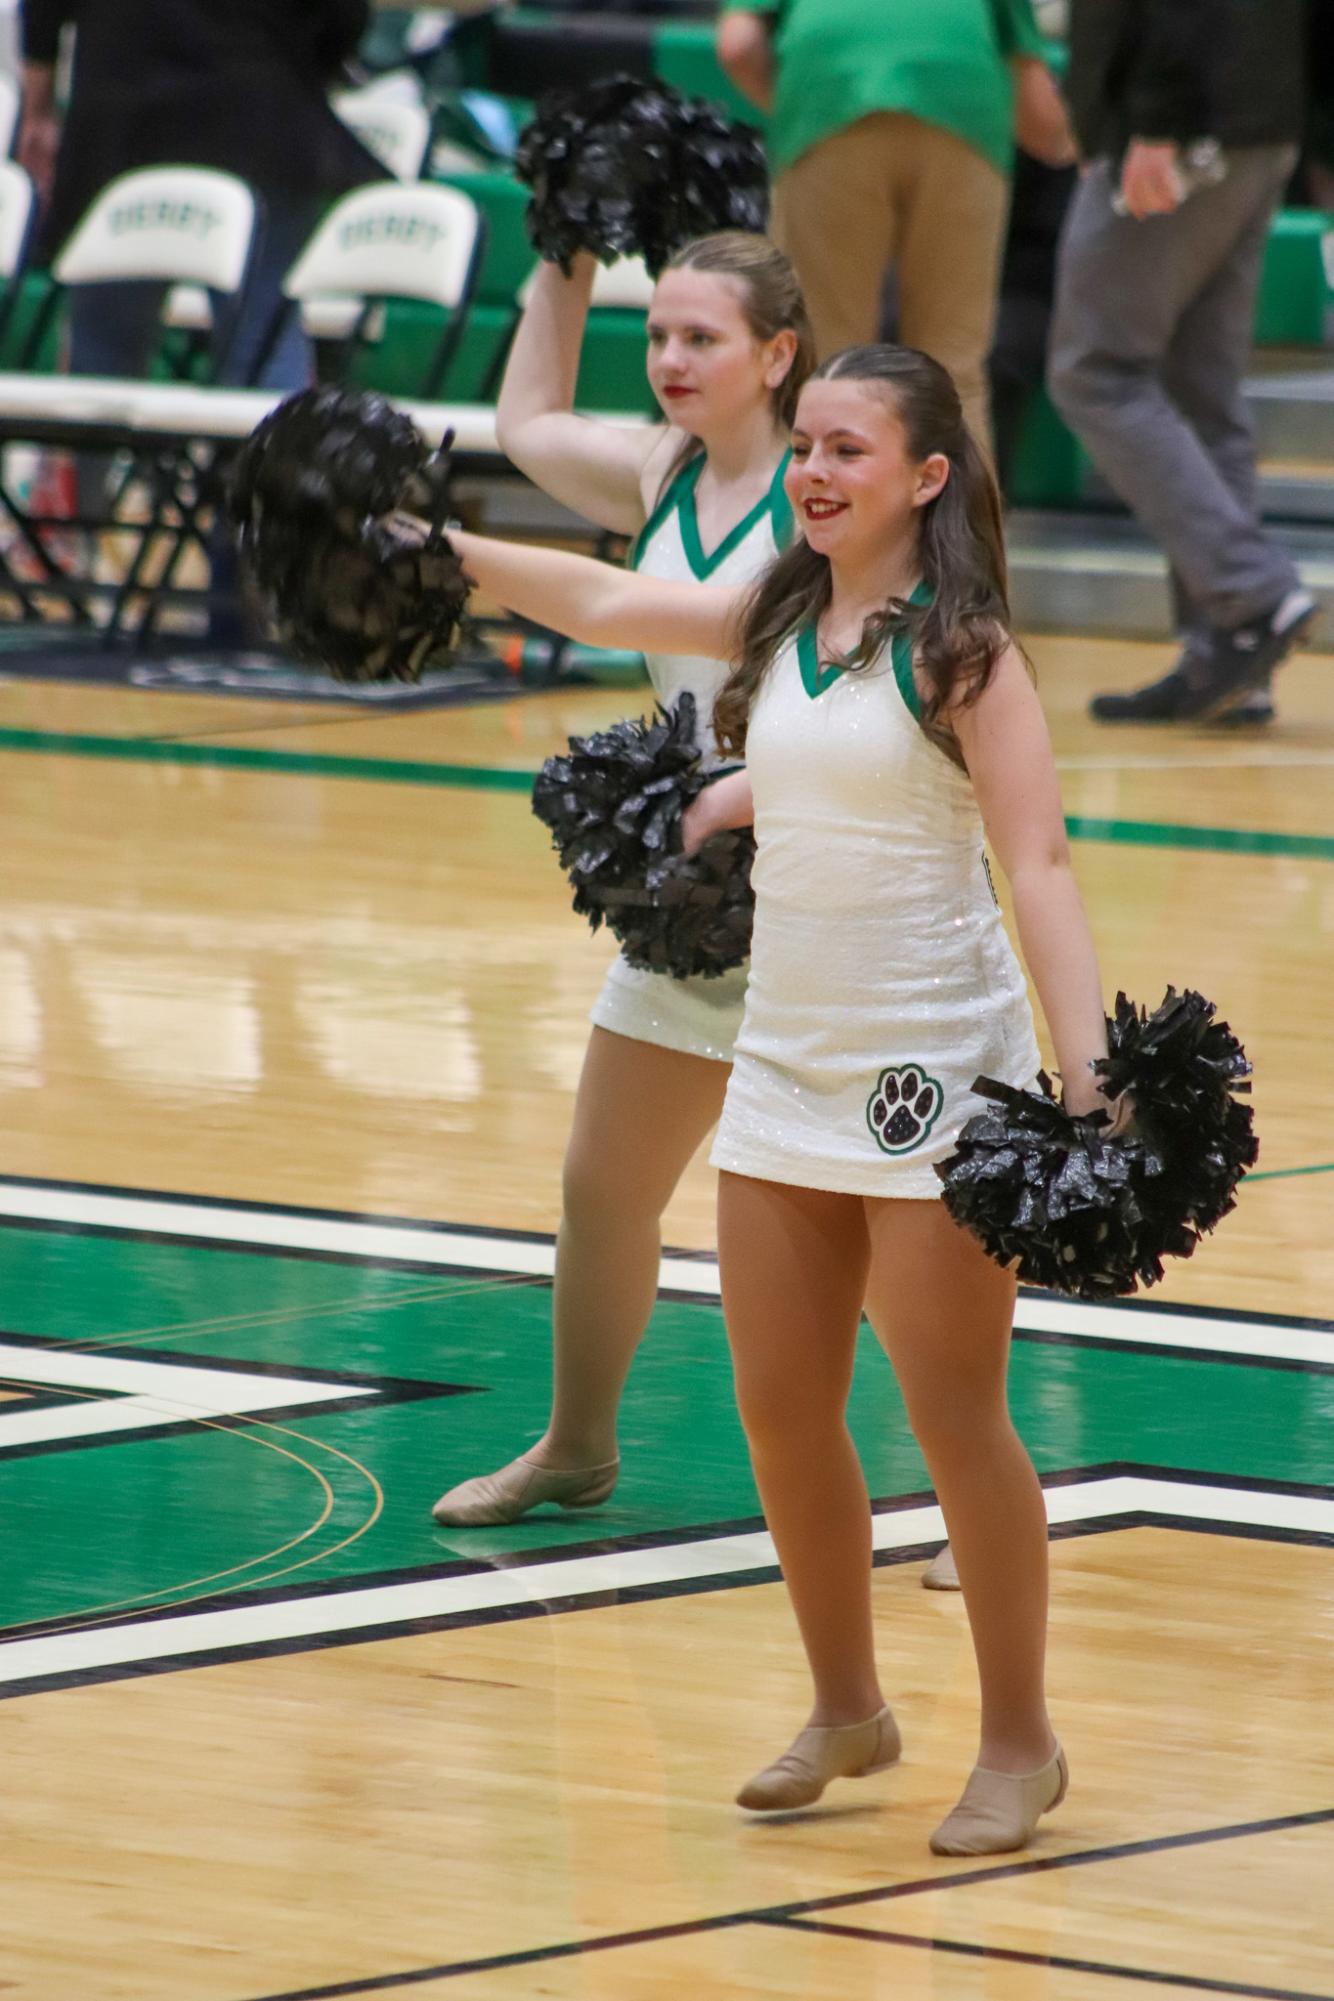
[5,1218,1334,1640]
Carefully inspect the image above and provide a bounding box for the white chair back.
[0,157,35,278]
[53,167,256,292]
[334,85,432,182]
[591,256,656,312]
[283,182,482,314]
[517,254,655,314]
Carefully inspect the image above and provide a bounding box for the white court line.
[3,1476,1330,1690]
[0,1341,370,1451]
[0,1179,1328,1370]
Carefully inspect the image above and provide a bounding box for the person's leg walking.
[433,1030,729,1523]
[894,119,1010,461]
[771,114,900,361]
[1050,156,1310,712]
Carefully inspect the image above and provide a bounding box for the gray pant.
[1048,146,1300,633]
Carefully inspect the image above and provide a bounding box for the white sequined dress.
[589,451,791,1062]
[710,603,1041,1196]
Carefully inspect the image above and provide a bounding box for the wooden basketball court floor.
[1,632,1332,2000]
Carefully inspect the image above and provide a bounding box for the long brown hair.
[652,232,816,494]
[713,345,1013,767]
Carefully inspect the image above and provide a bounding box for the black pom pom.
[935,988,1256,1300]
[515,75,768,276]
[227,387,472,682]
[1096,986,1258,1245]
[532,692,754,978]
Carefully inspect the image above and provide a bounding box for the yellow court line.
[2,1378,337,1629]
[50,1411,387,1637]
[52,1269,540,1356]
[4,1359,387,1639]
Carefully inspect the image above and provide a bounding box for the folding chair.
[264,180,486,400]
[481,253,655,399]
[159,86,433,368]
[333,82,433,182]
[0,158,55,618]
[15,166,259,635]
[22,164,259,379]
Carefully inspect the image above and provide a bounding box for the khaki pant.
[772,112,1009,455]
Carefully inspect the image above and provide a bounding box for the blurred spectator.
[1048,0,1314,723]
[716,0,1075,453]
[17,1,385,641]
[17,1,384,389]
[989,148,1077,496]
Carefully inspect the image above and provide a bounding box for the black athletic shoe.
[1174,588,1317,719]
[1089,665,1198,721]
[1089,591,1315,724]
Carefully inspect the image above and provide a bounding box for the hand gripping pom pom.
[531,692,754,979]
[515,74,768,276]
[226,386,473,682]
[935,987,1257,1300]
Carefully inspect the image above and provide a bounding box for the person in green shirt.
[717,0,1073,453]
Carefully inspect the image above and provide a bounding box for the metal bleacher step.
[1246,365,1334,461]
[1007,509,1334,639]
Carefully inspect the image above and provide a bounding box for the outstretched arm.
[449,527,741,659]
[496,255,674,533]
[953,647,1116,1119]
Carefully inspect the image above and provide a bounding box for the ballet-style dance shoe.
[929,1745,1068,1856]
[736,1705,901,1811]
[922,1543,961,1591]
[431,1453,619,1527]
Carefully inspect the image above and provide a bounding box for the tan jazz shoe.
[736,1705,902,1811]
[922,1543,961,1590]
[929,1744,1068,1855]
[431,1453,619,1527]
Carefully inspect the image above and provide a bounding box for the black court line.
[766,1915,1333,2001]
[233,1806,1334,2001]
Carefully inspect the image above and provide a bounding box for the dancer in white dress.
[444,343,1127,1854]
[433,234,811,1527]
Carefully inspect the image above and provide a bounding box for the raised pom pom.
[936,988,1256,1300]
[227,387,471,683]
[515,75,768,276]
[532,692,754,978]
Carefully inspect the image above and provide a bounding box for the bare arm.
[1011,56,1078,167]
[716,9,776,114]
[17,59,61,207]
[681,769,753,853]
[449,527,740,658]
[496,255,673,534]
[953,648,1114,1118]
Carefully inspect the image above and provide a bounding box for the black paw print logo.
[866,1063,944,1155]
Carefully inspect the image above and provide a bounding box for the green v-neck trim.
[628,453,702,572]
[797,580,933,715]
[631,452,793,575]
[679,451,792,578]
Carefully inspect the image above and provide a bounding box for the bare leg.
[432,1029,727,1522]
[718,1171,881,1725]
[862,1198,1055,1776]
